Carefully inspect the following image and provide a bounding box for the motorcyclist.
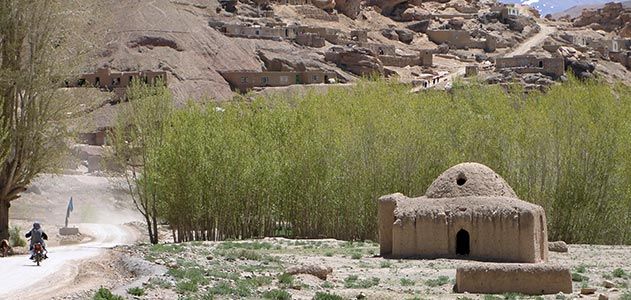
[25,221,48,260]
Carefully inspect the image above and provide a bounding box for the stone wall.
[295,5,339,21]
[220,70,337,92]
[426,30,496,52]
[495,56,565,77]
[295,32,326,47]
[378,55,420,67]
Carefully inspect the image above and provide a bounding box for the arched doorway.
[456,229,470,256]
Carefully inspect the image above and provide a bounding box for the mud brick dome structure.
[378,163,548,263]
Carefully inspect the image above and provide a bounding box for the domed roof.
[425,163,517,199]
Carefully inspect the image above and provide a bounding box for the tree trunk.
[0,200,10,241]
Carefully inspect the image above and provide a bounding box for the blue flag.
[68,197,74,213]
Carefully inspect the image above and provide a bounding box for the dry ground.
[96,238,631,300]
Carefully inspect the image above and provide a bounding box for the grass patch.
[218,241,273,250]
[278,273,295,285]
[147,277,172,289]
[571,272,589,282]
[313,292,344,300]
[351,252,362,259]
[176,280,198,294]
[206,269,240,280]
[343,275,380,288]
[620,291,631,300]
[613,268,628,278]
[380,261,392,268]
[400,278,415,286]
[575,265,587,273]
[425,276,451,287]
[150,243,184,254]
[126,287,144,296]
[263,289,292,300]
[93,287,124,300]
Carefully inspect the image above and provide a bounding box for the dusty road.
[0,173,142,298]
[426,22,558,92]
[510,24,557,56]
[0,223,137,298]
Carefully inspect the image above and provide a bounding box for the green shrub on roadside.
[313,292,344,300]
[263,289,292,300]
[127,287,144,296]
[9,226,26,247]
[93,287,124,300]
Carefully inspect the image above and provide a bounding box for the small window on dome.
[456,173,467,186]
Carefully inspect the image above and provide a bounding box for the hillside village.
[65,0,631,157]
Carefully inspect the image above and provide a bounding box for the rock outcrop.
[573,2,631,34]
[335,0,361,19]
[325,47,385,76]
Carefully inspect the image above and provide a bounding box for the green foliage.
[313,292,344,300]
[571,272,589,282]
[148,277,172,289]
[127,287,145,296]
[620,291,631,300]
[150,243,184,254]
[93,288,124,300]
[263,289,292,300]
[343,275,380,288]
[380,261,392,268]
[350,252,362,259]
[425,276,451,287]
[400,278,415,286]
[575,265,587,273]
[278,273,295,285]
[139,79,631,244]
[9,226,25,247]
[176,280,198,294]
[613,268,628,278]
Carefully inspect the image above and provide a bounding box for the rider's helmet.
[33,221,41,229]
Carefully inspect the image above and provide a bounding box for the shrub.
[9,226,26,247]
[263,289,292,300]
[127,287,144,296]
[313,292,344,300]
[613,268,628,278]
[425,276,451,287]
[400,278,415,286]
[278,273,295,285]
[571,272,589,282]
[93,288,124,300]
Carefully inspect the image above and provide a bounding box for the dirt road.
[0,223,137,298]
[0,173,142,298]
[510,24,557,56]
[427,22,558,91]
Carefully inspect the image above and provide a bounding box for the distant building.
[219,70,338,93]
[495,55,565,78]
[66,68,168,91]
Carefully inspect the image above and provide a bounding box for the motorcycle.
[32,242,46,266]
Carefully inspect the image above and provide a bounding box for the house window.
[539,60,543,68]
[241,77,248,83]
[312,75,319,81]
[261,77,269,84]
[280,76,288,84]
[255,30,260,35]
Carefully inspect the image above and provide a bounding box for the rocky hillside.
[81,0,541,103]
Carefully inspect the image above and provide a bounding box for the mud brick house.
[219,70,337,92]
[377,162,548,263]
[67,68,167,91]
[495,55,565,78]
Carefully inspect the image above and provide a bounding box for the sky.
[498,0,615,15]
